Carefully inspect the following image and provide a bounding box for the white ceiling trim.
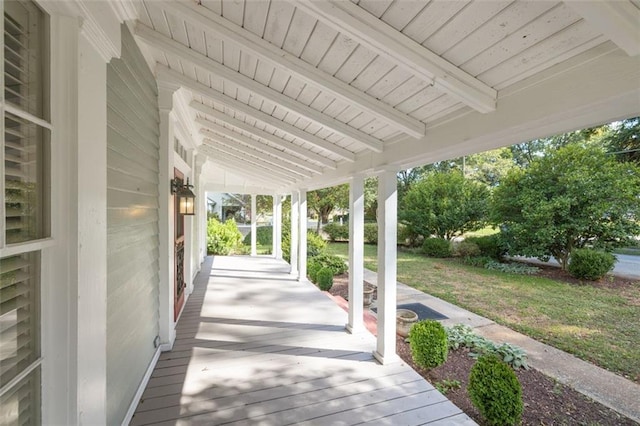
[295,0,497,113]
[190,101,329,172]
[135,21,384,153]
[197,125,316,178]
[566,1,640,57]
[159,0,426,139]
[202,139,304,181]
[156,65,356,163]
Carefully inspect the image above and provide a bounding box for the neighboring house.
[0,1,638,425]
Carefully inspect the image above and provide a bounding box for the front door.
[174,168,186,320]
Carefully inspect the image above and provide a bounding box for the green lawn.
[326,242,640,383]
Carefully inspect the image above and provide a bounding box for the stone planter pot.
[363,285,375,307]
[396,309,419,337]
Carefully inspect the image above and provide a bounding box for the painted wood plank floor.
[131,256,475,425]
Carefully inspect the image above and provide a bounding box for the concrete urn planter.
[363,285,375,307]
[396,309,419,337]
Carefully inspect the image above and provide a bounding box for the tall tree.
[603,117,640,164]
[400,170,490,240]
[307,184,349,232]
[492,144,640,270]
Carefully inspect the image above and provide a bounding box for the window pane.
[0,252,39,387]
[4,0,45,118]
[0,365,40,425]
[4,112,49,244]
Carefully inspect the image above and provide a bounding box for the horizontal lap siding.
[106,25,160,425]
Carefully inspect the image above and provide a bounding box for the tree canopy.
[307,184,349,231]
[400,170,490,240]
[491,144,640,270]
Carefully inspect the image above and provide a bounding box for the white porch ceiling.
[131,0,640,193]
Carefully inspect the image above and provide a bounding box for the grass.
[326,242,640,382]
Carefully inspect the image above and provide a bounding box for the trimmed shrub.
[323,222,349,241]
[243,226,273,246]
[568,248,616,280]
[422,237,452,258]
[307,259,322,283]
[316,268,333,291]
[207,217,243,255]
[311,253,347,275]
[466,234,507,260]
[454,241,481,257]
[408,320,448,369]
[364,223,378,244]
[468,355,523,426]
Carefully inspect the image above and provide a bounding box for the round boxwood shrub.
[468,354,523,426]
[316,267,333,291]
[454,241,481,257]
[323,222,349,241]
[568,248,616,280]
[363,223,378,244]
[421,237,452,258]
[307,259,321,283]
[465,234,507,260]
[408,320,448,369]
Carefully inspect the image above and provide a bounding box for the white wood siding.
[107,25,161,425]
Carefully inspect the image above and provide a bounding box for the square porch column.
[298,189,308,281]
[273,194,283,260]
[250,194,257,256]
[374,170,400,364]
[290,191,299,276]
[347,175,365,334]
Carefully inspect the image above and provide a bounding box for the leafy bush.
[468,355,523,426]
[207,217,243,255]
[243,226,273,246]
[421,238,452,257]
[316,268,333,291]
[364,223,378,244]
[465,234,506,260]
[307,231,327,257]
[462,256,493,268]
[310,253,347,275]
[307,260,322,283]
[446,324,529,370]
[568,248,616,280]
[454,241,480,257]
[409,320,448,369]
[398,223,422,247]
[485,261,540,275]
[323,222,349,241]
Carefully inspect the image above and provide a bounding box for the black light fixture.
[171,177,196,215]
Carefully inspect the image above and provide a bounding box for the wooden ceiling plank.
[295,0,497,113]
[156,1,423,138]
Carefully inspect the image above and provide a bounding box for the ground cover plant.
[326,242,640,382]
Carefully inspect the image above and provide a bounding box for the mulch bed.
[327,272,637,425]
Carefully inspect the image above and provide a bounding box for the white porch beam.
[135,22,385,153]
[566,1,640,57]
[290,191,300,277]
[158,1,426,138]
[298,189,308,281]
[196,120,317,177]
[157,66,355,163]
[295,0,497,113]
[201,141,303,182]
[374,170,400,365]
[347,174,365,334]
[251,194,257,257]
[191,102,327,173]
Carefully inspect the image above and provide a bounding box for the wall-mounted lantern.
[171,177,196,215]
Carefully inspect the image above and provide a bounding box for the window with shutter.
[1,1,48,424]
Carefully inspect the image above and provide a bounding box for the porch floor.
[131,256,475,425]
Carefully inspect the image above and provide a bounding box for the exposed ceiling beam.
[566,1,640,57]
[196,119,320,176]
[295,0,497,113]
[200,145,293,186]
[198,127,315,179]
[202,139,304,182]
[135,22,384,153]
[159,1,425,138]
[191,102,328,173]
[156,66,357,163]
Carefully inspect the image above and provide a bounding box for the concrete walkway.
[363,269,640,423]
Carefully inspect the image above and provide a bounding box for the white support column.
[347,175,365,334]
[275,194,283,260]
[158,82,179,350]
[250,194,257,256]
[290,191,299,276]
[374,170,400,364]
[298,189,308,281]
[272,195,278,257]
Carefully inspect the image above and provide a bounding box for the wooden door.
[174,168,186,320]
